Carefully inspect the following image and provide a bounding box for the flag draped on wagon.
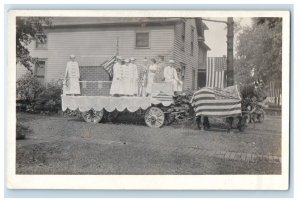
[191,85,242,117]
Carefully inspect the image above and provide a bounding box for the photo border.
[6,9,290,191]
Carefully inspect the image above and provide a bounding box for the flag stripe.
[100,56,116,77]
[192,86,241,117]
[206,57,226,89]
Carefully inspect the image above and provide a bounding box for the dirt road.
[16,113,281,174]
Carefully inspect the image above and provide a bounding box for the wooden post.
[227,17,234,87]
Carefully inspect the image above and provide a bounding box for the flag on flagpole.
[206,57,227,89]
[100,56,116,78]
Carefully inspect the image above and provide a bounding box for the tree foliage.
[234,18,282,87]
[16,17,52,72]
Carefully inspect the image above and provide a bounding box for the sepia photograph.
[7,10,290,190]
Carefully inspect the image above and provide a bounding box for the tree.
[234,18,282,87]
[16,17,52,73]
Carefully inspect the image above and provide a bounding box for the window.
[198,69,206,88]
[180,22,186,51]
[35,34,47,49]
[35,60,46,84]
[135,32,150,48]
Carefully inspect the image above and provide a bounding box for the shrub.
[16,73,63,113]
[34,81,63,113]
[16,72,45,112]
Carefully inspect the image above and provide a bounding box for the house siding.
[173,19,199,91]
[17,25,175,83]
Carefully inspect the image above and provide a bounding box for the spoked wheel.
[144,107,165,128]
[81,109,104,123]
[256,112,265,123]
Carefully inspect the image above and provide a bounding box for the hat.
[143,58,148,62]
[116,56,123,60]
[70,54,76,58]
[130,57,136,61]
[169,59,175,64]
[124,59,130,63]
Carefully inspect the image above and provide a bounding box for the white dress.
[129,63,138,95]
[63,61,81,95]
[110,62,122,95]
[146,64,157,95]
[164,66,183,92]
[120,64,131,95]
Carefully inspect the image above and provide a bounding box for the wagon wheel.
[257,113,265,123]
[164,113,176,125]
[81,109,104,123]
[144,107,165,128]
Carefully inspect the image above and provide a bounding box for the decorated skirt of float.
[61,95,173,112]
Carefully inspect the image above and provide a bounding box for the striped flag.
[191,85,242,117]
[206,57,227,89]
[268,81,282,105]
[100,56,116,78]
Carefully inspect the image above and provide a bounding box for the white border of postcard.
[7,10,290,190]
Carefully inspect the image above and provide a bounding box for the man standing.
[153,55,165,83]
[164,60,183,93]
[63,54,81,96]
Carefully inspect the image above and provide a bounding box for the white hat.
[130,57,136,61]
[116,56,122,60]
[169,59,175,64]
[124,59,130,63]
[70,54,76,58]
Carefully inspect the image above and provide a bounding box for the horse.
[195,82,267,133]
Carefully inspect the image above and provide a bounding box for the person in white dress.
[129,58,138,96]
[164,60,183,93]
[138,58,149,97]
[110,56,123,96]
[146,58,158,96]
[121,59,132,96]
[63,55,81,95]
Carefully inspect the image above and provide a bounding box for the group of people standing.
[110,55,183,97]
[62,54,183,97]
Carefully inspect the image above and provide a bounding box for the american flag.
[206,57,227,89]
[100,56,116,78]
[268,81,282,105]
[191,85,242,117]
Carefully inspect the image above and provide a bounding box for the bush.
[16,72,45,112]
[34,82,63,113]
[16,73,63,113]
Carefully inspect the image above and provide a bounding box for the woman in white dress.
[110,56,123,96]
[121,59,132,96]
[164,59,183,92]
[146,58,157,96]
[63,55,81,95]
[129,58,138,96]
